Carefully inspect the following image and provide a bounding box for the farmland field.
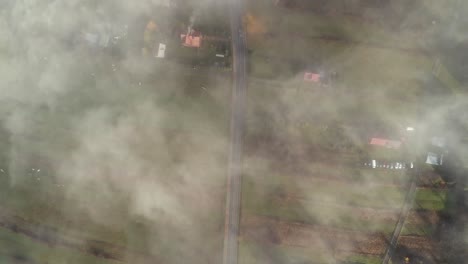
[0,1,466,263]
[239,1,460,263]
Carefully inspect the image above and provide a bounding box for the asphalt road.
[223,0,247,264]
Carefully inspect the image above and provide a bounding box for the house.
[181,27,202,48]
[182,35,201,47]
[370,138,402,149]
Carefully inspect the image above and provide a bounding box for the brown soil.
[241,215,436,256]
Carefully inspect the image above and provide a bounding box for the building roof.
[426,152,443,166]
[180,30,202,48]
[370,138,402,149]
[155,43,166,58]
[304,72,320,82]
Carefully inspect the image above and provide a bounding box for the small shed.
[304,72,321,82]
[426,152,443,166]
[155,43,166,58]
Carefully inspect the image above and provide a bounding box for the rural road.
[381,171,418,264]
[223,0,247,263]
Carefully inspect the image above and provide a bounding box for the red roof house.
[181,28,202,48]
[304,72,321,82]
[370,138,402,149]
[181,34,201,48]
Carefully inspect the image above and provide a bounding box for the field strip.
[241,215,435,256]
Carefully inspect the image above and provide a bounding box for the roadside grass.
[0,228,120,264]
[344,254,381,264]
[239,240,329,264]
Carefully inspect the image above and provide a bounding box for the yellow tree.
[243,13,266,39]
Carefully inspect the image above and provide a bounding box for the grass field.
[0,228,120,264]
[242,174,400,232]
[401,222,435,237]
[243,172,407,205]
[414,188,448,211]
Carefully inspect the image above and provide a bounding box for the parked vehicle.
[364,160,411,170]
